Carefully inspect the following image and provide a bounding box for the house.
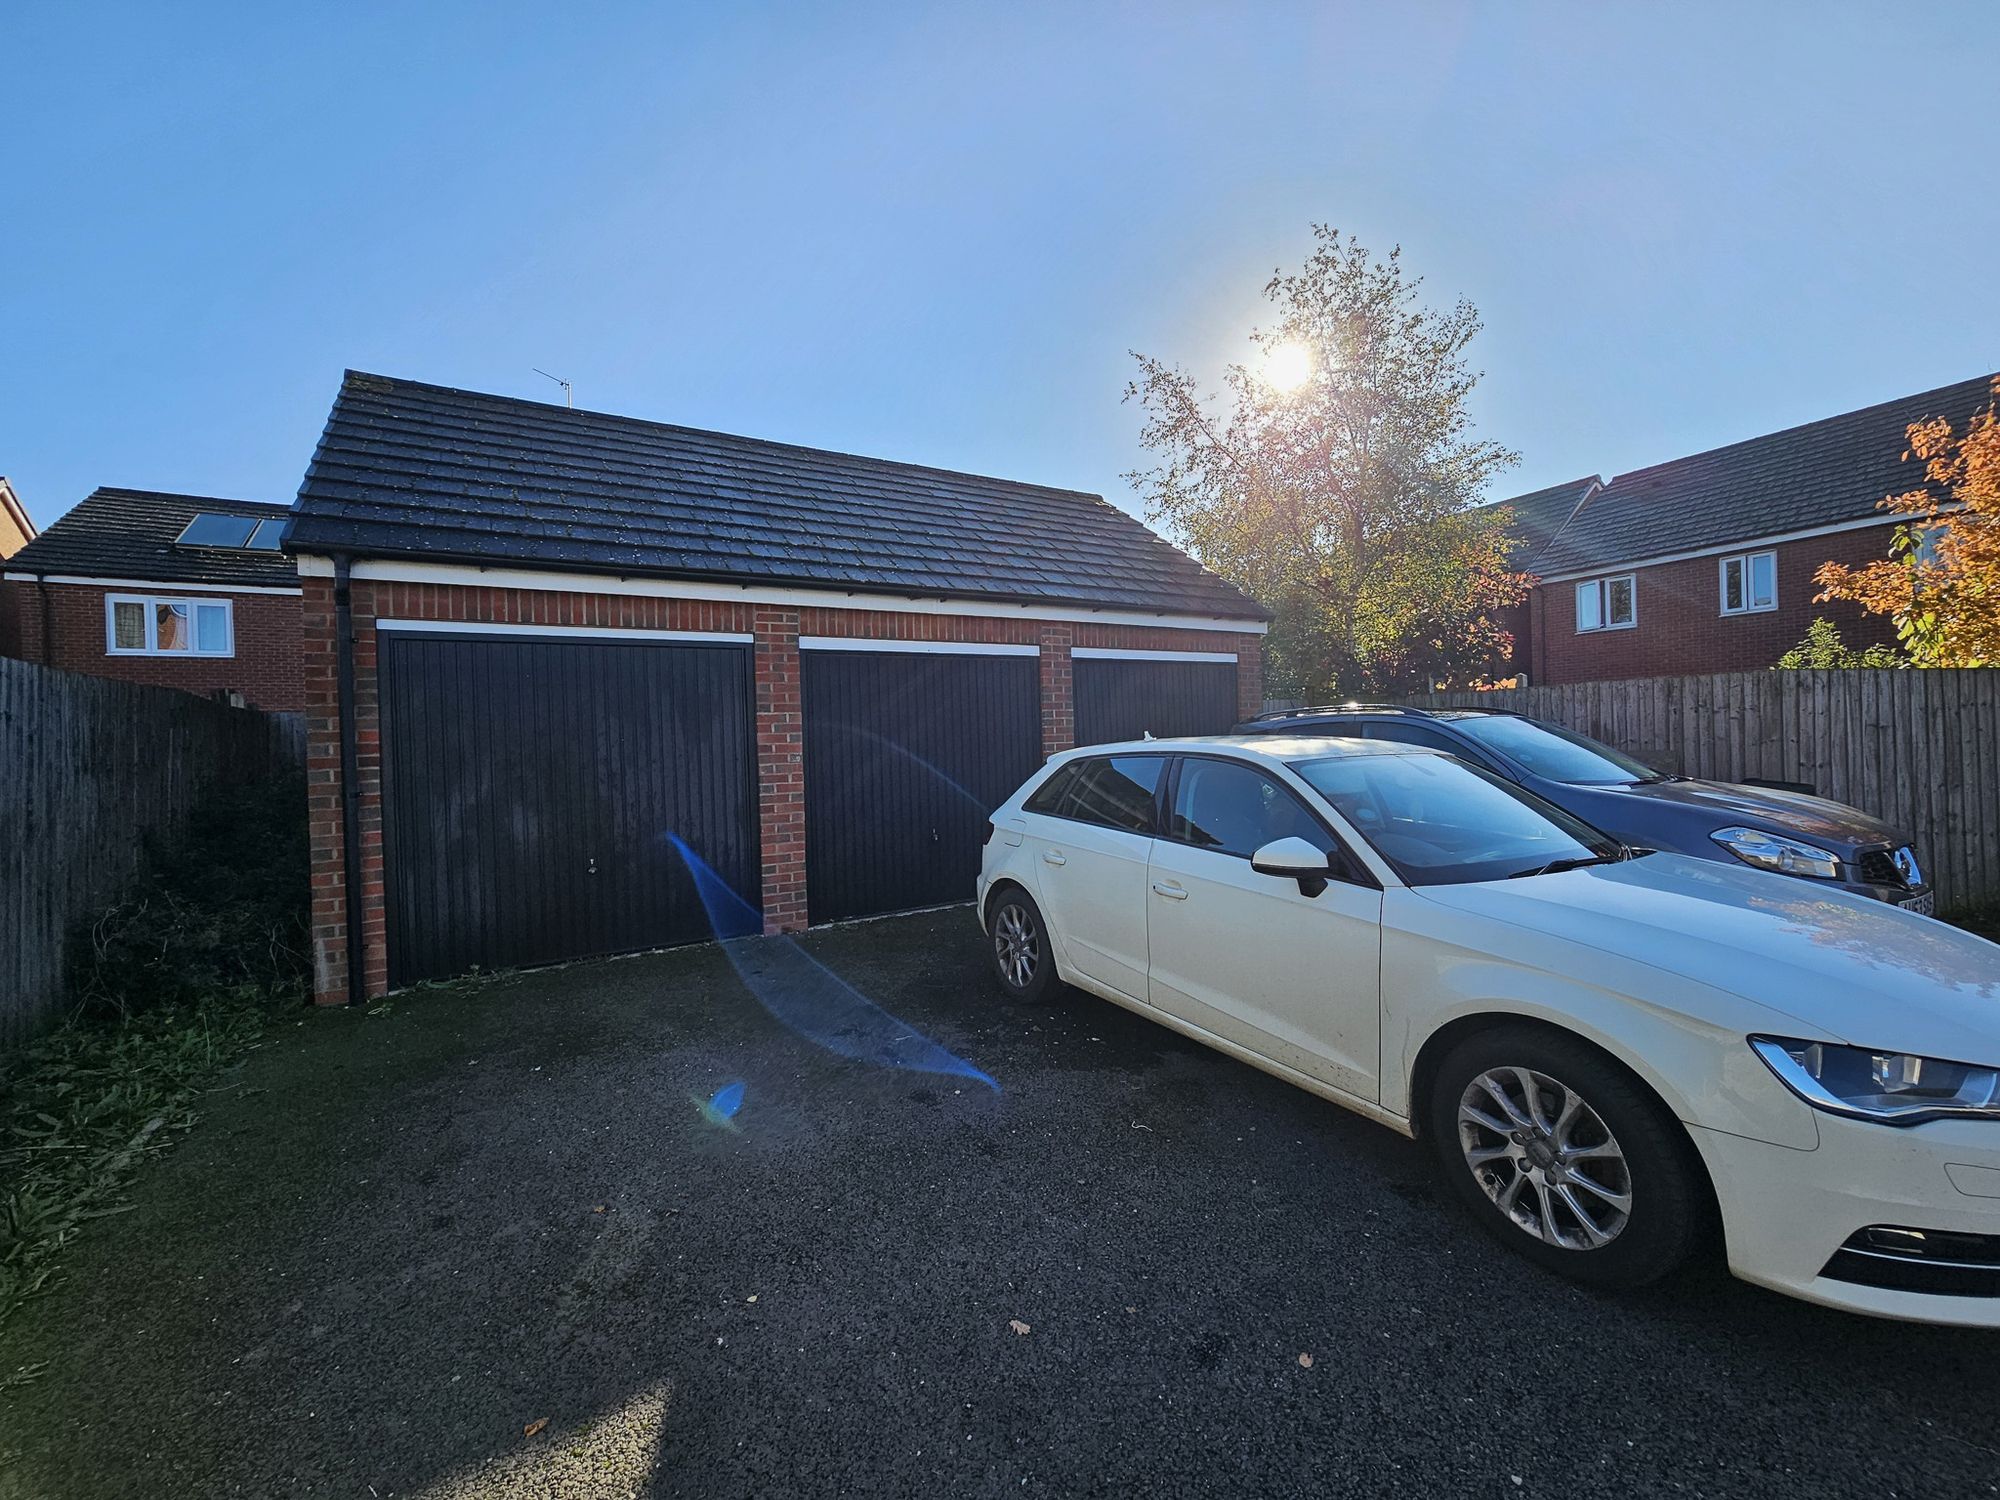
[0,488,304,709]
[1495,371,1997,685]
[0,478,40,657]
[0,478,35,560]
[285,371,1268,1006]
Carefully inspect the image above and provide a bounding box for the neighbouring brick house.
[1492,371,1997,685]
[0,478,39,657]
[1,488,304,709]
[284,371,1267,1006]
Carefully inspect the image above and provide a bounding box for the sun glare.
[1262,341,1314,393]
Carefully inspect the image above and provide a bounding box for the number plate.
[1898,891,1936,917]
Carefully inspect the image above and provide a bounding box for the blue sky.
[4,2,1996,532]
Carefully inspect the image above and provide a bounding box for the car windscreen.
[1289,752,1622,885]
[1442,714,1661,785]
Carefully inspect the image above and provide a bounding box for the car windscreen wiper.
[1507,854,1624,879]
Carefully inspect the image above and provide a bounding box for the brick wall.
[303,575,1262,1005]
[1,578,303,709]
[1522,523,1903,685]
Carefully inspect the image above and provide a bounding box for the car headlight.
[1710,826,1841,880]
[1751,1037,2000,1124]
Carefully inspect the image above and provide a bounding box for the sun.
[1261,340,1314,393]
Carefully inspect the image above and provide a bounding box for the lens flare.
[666,834,998,1090]
[692,1079,747,1131]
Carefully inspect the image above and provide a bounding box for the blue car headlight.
[1711,826,1841,880]
[1751,1037,2000,1125]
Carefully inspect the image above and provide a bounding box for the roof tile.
[285,373,1265,619]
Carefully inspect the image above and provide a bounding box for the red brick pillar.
[1039,624,1074,756]
[1236,639,1265,722]
[303,577,348,1005]
[351,583,388,998]
[754,606,808,933]
[305,576,388,1005]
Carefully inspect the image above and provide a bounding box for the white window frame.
[1574,574,1636,633]
[105,594,236,657]
[1718,550,1778,616]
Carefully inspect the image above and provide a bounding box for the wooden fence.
[0,658,300,1053]
[1410,670,2000,912]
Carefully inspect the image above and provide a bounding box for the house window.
[1575,574,1636,633]
[106,594,234,656]
[1719,551,1777,615]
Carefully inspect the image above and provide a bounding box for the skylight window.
[176,512,286,550]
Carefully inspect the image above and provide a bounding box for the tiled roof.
[1487,476,1600,570]
[1526,372,1998,578]
[3,488,295,587]
[284,372,1267,620]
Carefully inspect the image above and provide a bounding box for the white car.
[976,735,2000,1326]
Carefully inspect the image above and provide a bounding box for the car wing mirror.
[1250,836,1334,898]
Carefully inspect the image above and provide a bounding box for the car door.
[1145,755,1383,1099]
[1021,754,1165,1001]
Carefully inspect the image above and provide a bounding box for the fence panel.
[1411,670,2000,912]
[0,658,296,1052]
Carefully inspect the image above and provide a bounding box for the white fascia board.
[290,554,1268,635]
[1071,647,1243,663]
[3,572,303,596]
[375,619,754,644]
[797,636,1038,656]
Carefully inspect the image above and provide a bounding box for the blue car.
[1237,705,1933,914]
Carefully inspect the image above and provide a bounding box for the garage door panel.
[803,651,1041,923]
[1075,657,1240,746]
[379,633,756,987]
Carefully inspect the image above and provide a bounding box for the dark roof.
[1527,371,1998,577]
[1486,476,1600,569]
[4,488,295,587]
[284,372,1266,620]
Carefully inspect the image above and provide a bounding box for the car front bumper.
[1691,1113,2000,1327]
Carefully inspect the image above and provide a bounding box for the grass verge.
[0,774,308,1358]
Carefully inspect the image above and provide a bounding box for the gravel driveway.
[2,909,1995,1498]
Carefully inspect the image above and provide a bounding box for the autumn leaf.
[1297,1353,1314,1369]
[1008,1319,1031,1336]
[523,1417,549,1438]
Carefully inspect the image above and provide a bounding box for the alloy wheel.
[993,902,1039,990]
[1457,1066,1633,1251]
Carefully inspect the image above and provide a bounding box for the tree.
[1774,617,1902,669]
[1125,227,1524,698]
[1814,380,2000,667]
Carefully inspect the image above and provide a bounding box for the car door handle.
[1151,882,1188,900]
[1042,851,1067,866]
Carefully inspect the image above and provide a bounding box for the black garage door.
[802,648,1042,923]
[377,630,758,987]
[1075,655,1240,746]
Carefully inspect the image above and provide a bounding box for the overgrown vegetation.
[1774,616,1904,669]
[0,774,308,1340]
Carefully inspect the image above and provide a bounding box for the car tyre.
[1428,1025,1706,1289]
[986,886,1060,1004]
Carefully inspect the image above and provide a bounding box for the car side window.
[1027,756,1164,834]
[1169,759,1333,859]
[1024,764,1082,816]
[1362,721,1463,754]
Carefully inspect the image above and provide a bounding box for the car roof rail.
[1249,702,1436,721]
